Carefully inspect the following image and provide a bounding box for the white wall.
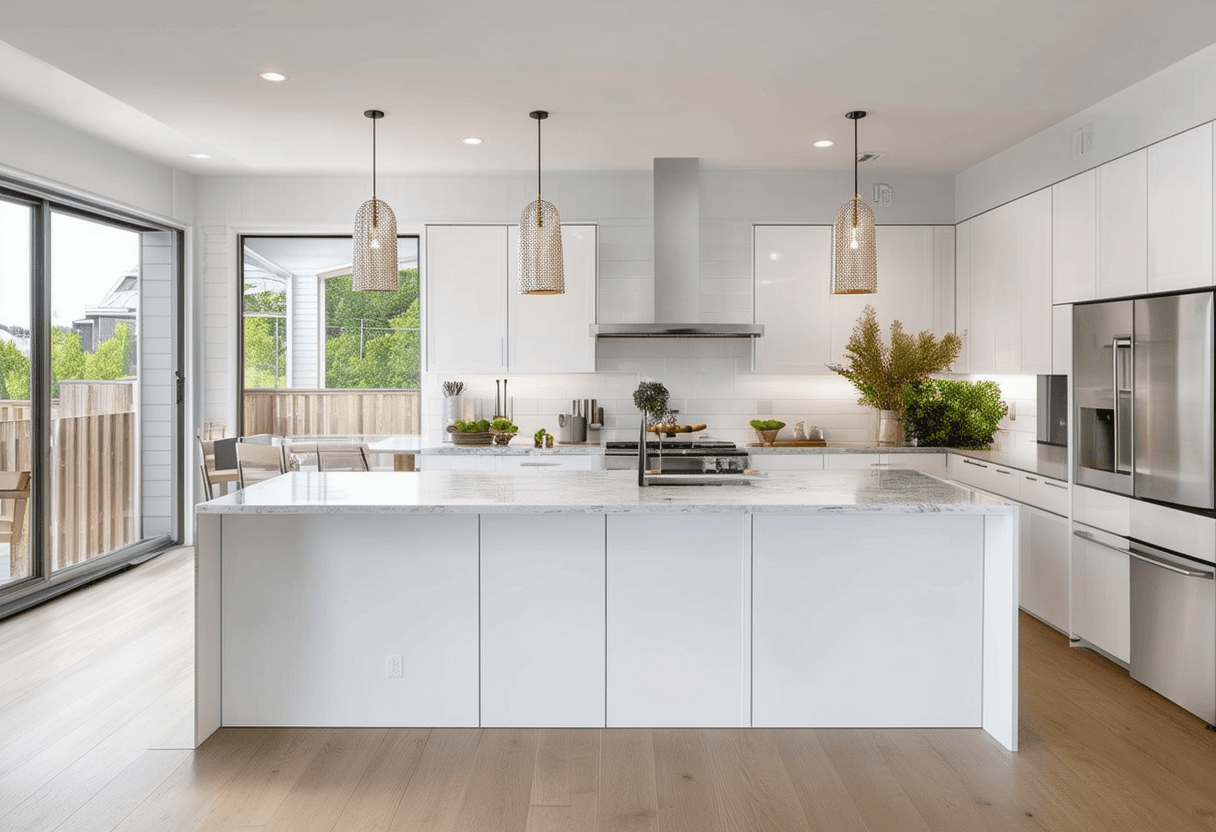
[957,41,1216,220]
[0,96,194,225]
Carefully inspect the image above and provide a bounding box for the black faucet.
[638,411,648,486]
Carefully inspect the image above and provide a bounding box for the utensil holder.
[442,395,462,443]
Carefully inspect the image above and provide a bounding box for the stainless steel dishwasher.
[1128,540,1215,725]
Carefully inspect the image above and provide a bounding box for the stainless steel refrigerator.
[1073,290,1216,726]
[1074,290,1215,512]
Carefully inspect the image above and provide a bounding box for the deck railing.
[243,388,421,436]
[1,391,136,579]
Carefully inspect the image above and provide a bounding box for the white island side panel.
[221,514,480,727]
[752,514,985,728]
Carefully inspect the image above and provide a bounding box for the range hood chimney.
[595,157,763,338]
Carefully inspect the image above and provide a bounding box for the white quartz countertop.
[196,469,1012,516]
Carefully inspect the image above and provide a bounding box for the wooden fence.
[58,379,136,417]
[243,389,421,436]
[1,409,135,578]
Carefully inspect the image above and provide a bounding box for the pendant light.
[831,110,877,294]
[352,109,399,292]
[518,110,564,294]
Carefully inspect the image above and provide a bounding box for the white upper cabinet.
[954,220,972,373]
[1147,123,1213,292]
[427,225,509,373]
[1052,169,1097,303]
[754,225,954,373]
[427,224,597,374]
[753,225,832,373]
[1097,149,1148,299]
[1019,189,1053,374]
[958,190,1052,375]
[508,224,597,373]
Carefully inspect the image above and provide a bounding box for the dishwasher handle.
[1128,547,1214,579]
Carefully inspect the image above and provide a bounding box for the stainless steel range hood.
[595,158,763,339]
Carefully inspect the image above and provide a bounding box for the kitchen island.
[195,469,1018,750]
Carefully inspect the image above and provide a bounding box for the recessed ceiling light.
[462,137,483,145]
[188,153,211,159]
[813,140,834,148]
[259,71,288,82]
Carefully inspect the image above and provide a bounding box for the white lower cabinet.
[752,514,984,727]
[605,514,748,727]
[1019,505,1070,632]
[422,453,602,471]
[825,451,946,476]
[1071,526,1131,663]
[480,514,606,727]
[748,453,824,471]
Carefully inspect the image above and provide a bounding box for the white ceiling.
[2,0,1215,178]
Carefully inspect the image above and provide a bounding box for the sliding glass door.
[0,185,182,610]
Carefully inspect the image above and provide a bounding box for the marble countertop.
[196,469,1012,516]
[423,442,604,456]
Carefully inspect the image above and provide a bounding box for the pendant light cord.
[853,115,859,197]
[370,114,378,229]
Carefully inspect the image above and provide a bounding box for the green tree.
[324,269,420,389]
[50,328,87,398]
[0,340,29,400]
[86,322,129,379]
[243,315,287,389]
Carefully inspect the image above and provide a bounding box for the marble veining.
[197,469,1013,516]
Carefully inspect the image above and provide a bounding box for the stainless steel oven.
[603,440,750,473]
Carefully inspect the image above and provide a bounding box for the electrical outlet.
[387,654,403,678]
[873,183,893,207]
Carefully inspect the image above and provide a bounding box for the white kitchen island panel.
[220,514,480,727]
[752,514,985,728]
[480,513,606,727]
[606,514,750,727]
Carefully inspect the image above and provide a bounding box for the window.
[240,236,421,436]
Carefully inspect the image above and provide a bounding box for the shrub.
[902,379,1008,449]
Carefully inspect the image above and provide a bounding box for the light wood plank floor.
[2,545,1215,831]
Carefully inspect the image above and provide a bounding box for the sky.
[0,201,140,336]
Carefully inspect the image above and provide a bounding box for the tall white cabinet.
[426,224,597,373]
[1147,123,1213,292]
[754,224,956,373]
[955,189,1052,375]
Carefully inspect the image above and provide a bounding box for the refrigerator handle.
[1112,336,1133,475]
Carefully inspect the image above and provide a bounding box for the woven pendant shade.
[831,195,877,294]
[519,197,564,294]
[352,109,399,292]
[831,110,877,295]
[353,198,399,292]
[518,110,564,295]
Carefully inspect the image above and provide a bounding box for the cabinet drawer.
[1019,473,1068,516]
[948,454,1020,501]
[749,454,825,471]
[1073,485,1131,536]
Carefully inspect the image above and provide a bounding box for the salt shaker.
[792,420,807,440]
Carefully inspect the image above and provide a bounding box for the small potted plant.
[489,417,519,446]
[827,305,964,445]
[533,427,554,448]
[750,419,786,445]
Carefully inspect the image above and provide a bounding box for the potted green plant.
[827,305,964,445]
[902,379,1008,449]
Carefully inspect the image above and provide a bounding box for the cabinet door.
[829,226,941,365]
[1071,530,1130,662]
[1097,150,1148,298]
[1020,190,1054,373]
[606,515,748,727]
[968,209,1000,373]
[754,225,832,372]
[498,455,603,470]
[427,225,508,372]
[480,514,605,727]
[419,454,497,471]
[1147,123,1214,292]
[954,220,972,373]
[1027,508,1070,632]
[508,224,597,373]
[1052,170,1097,303]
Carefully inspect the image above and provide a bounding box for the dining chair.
[0,471,31,577]
[235,441,288,488]
[316,444,370,472]
[198,436,240,500]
